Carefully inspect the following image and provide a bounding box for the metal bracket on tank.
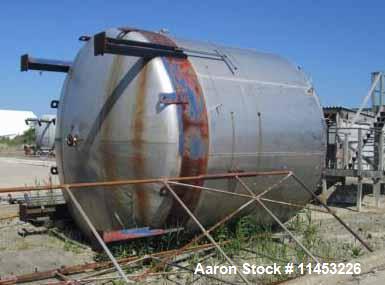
[93,30,238,76]
[50,166,58,175]
[79,35,91,42]
[159,89,189,105]
[50,100,59,109]
[25,118,55,127]
[214,49,237,74]
[25,118,39,126]
[20,54,72,73]
[93,32,187,58]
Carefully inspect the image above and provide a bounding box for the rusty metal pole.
[0,243,225,285]
[255,199,320,263]
[168,181,253,198]
[63,187,133,284]
[256,172,293,198]
[235,177,320,264]
[150,256,237,285]
[78,255,150,282]
[177,198,255,246]
[258,198,329,213]
[169,174,292,200]
[162,181,252,285]
[290,174,373,252]
[139,174,295,280]
[0,171,291,194]
[138,181,274,281]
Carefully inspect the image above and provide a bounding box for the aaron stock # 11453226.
[194,263,282,275]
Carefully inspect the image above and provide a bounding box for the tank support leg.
[63,186,133,284]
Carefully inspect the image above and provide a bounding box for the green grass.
[91,209,365,284]
[94,229,189,262]
[63,240,83,254]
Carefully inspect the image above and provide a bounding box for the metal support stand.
[343,133,349,169]
[351,73,382,125]
[379,130,384,169]
[373,180,381,208]
[138,172,294,280]
[357,128,363,211]
[357,178,363,212]
[375,128,384,208]
[235,177,320,264]
[0,170,374,285]
[63,187,133,284]
[291,175,372,252]
[162,181,252,285]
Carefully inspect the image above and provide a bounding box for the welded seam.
[198,73,311,89]
[209,151,325,157]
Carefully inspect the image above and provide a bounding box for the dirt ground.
[1,154,385,284]
[0,212,94,276]
[303,197,385,285]
[0,154,95,280]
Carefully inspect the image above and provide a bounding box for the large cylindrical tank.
[26,114,56,151]
[56,28,326,239]
[35,114,56,151]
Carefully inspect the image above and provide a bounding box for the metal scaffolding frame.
[324,72,385,211]
[0,170,373,284]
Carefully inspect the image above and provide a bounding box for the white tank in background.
[25,114,56,155]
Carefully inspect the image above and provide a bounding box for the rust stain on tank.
[132,61,149,224]
[138,30,209,225]
[163,57,209,224]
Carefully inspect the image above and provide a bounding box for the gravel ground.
[0,217,93,275]
[0,155,94,280]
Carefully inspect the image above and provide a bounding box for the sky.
[0,1,384,116]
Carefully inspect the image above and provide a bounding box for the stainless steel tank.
[55,27,326,239]
[26,114,56,152]
[35,114,56,151]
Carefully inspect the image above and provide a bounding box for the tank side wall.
[173,38,326,226]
